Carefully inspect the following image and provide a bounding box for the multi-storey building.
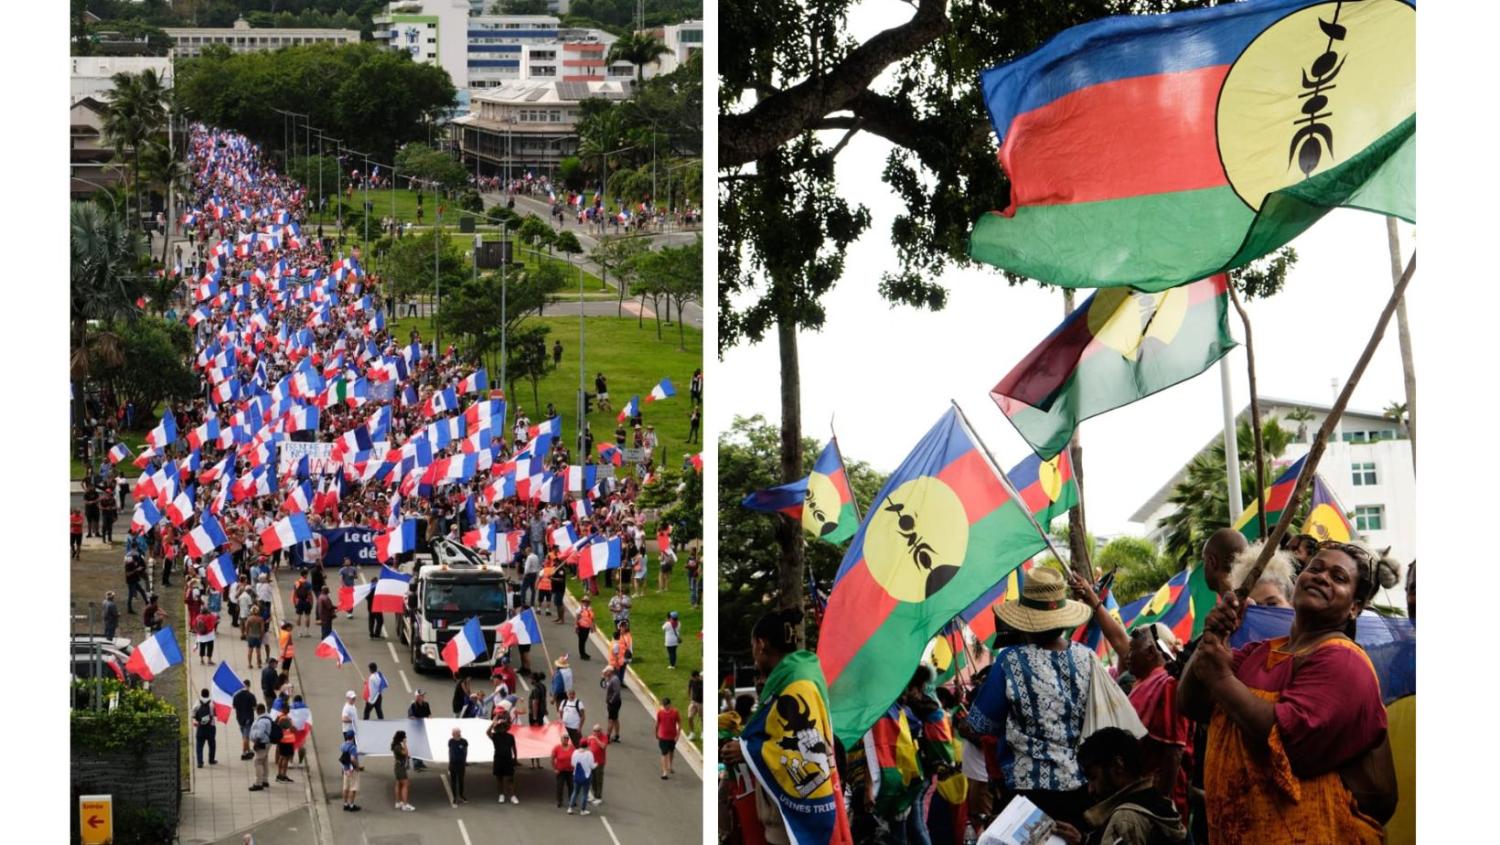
[163,17,359,58]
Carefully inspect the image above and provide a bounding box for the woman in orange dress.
[1178,541,1391,844]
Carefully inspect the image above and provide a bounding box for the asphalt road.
[279,568,702,845]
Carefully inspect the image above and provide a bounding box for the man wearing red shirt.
[1126,623,1192,822]
[584,725,609,805]
[551,734,575,808]
[655,698,681,779]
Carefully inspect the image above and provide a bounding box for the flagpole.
[1225,285,1267,538]
[828,421,863,522]
[1218,357,1244,523]
[1060,291,1093,582]
[948,400,1071,568]
[1238,251,1416,595]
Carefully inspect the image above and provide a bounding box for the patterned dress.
[967,641,1094,792]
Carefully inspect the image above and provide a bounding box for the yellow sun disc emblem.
[1216,0,1415,211]
[803,472,841,538]
[865,477,969,603]
[1086,287,1189,361]
[1038,456,1065,503]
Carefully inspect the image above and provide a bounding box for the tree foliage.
[1159,416,1295,568]
[1099,537,1177,604]
[718,415,886,665]
[95,317,198,416]
[174,42,456,162]
[568,0,702,30]
[638,463,703,543]
[395,142,470,192]
[383,228,467,300]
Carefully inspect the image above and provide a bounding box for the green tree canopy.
[1159,416,1295,568]
[383,228,467,300]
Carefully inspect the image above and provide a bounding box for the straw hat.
[995,567,1091,633]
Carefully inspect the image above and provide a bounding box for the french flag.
[528,417,562,440]
[498,608,542,648]
[571,498,593,521]
[566,465,597,493]
[463,399,504,432]
[646,378,676,402]
[107,443,133,465]
[375,520,418,563]
[188,419,221,451]
[616,396,640,423]
[577,537,622,580]
[259,513,313,553]
[441,616,487,674]
[338,581,374,614]
[166,489,196,528]
[371,565,411,613]
[210,662,243,723]
[423,386,458,417]
[289,699,313,750]
[364,669,389,704]
[550,524,579,552]
[316,630,354,666]
[283,404,319,433]
[132,499,164,532]
[124,628,184,681]
[330,427,371,461]
[457,369,488,395]
[185,515,227,558]
[283,480,314,515]
[205,552,237,592]
[597,443,623,467]
[146,409,178,450]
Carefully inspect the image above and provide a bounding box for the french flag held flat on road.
[441,617,487,674]
[210,662,243,723]
[375,519,418,562]
[259,513,313,553]
[125,628,184,681]
[498,608,542,648]
[371,565,410,613]
[205,553,238,592]
[315,630,354,666]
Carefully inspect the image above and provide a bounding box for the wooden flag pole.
[1238,250,1416,595]
[828,420,864,522]
[949,401,1071,569]
[1225,284,1268,538]
[1061,290,1094,582]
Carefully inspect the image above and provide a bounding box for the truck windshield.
[424,581,506,615]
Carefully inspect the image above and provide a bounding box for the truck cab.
[405,537,511,674]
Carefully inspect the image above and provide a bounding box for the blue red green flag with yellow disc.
[738,651,854,845]
[993,275,1236,460]
[741,440,860,545]
[817,408,1041,746]
[970,0,1415,291]
[1233,454,1307,541]
[1123,566,1197,643]
[1302,475,1355,542]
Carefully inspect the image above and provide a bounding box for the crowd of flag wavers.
[719,528,1415,845]
[82,125,702,813]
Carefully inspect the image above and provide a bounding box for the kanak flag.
[577,537,622,580]
[646,378,676,401]
[185,515,227,558]
[441,616,487,673]
[371,565,410,613]
[259,513,313,553]
[210,662,244,723]
[315,630,354,666]
[205,552,237,592]
[375,519,418,562]
[125,627,184,681]
[498,608,542,648]
[338,581,374,613]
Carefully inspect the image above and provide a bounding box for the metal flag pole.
[1238,250,1417,595]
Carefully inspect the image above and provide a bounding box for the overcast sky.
[713,2,1421,537]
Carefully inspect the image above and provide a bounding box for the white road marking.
[600,815,623,845]
[387,641,400,664]
[440,771,456,806]
[398,669,412,693]
[456,819,473,845]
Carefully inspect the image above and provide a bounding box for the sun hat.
[345,690,357,699]
[995,566,1092,633]
[1143,622,1183,661]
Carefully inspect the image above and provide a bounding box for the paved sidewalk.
[176,579,313,845]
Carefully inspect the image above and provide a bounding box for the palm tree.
[607,33,672,84]
[138,139,192,262]
[1382,401,1409,436]
[101,68,169,226]
[1285,406,1315,443]
[1158,416,1293,567]
[71,202,148,375]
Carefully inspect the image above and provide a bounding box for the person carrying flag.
[364,662,387,720]
[233,681,258,761]
[317,586,337,640]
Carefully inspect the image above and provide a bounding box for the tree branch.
[720,0,950,168]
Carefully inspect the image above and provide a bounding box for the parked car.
[68,637,144,689]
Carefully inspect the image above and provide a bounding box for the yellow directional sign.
[79,794,112,845]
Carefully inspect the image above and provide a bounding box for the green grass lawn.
[390,313,703,469]
[598,570,704,744]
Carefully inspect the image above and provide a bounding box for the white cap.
[345,690,357,699]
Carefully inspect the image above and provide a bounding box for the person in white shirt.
[341,690,359,737]
[558,689,586,744]
[567,744,596,816]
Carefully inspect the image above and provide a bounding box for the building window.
[1340,430,1369,443]
[1351,462,1377,486]
[1354,505,1384,532]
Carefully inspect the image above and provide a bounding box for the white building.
[163,17,360,58]
[644,19,703,76]
[451,79,632,177]
[1131,397,1415,574]
[468,0,571,14]
[70,55,173,103]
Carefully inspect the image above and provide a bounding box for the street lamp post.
[500,220,508,424]
[434,207,442,348]
[309,128,324,222]
[348,149,371,249]
[577,250,586,457]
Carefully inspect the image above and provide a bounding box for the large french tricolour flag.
[566,465,597,493]
[441,616,487,674]
[338,581,374,613]
[210,662,243,723]
[375,519,418,562]
[205,552,238,592]
[498,608,542,648]
[616,396,640,423]
[457,369,488,394]
[550,524,578,552]
[259,513,312,553]
[166,490,196,528]
[371,565,410,613]
[185,516,227,559]
[315,630,354,666]
[364,670,388,704]
[125,628,184,681]
[145,409,178,450]
[577,537,622,580]
[646,378,676,402]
